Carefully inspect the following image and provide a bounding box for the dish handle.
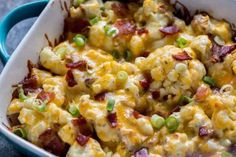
[0,0,49,65]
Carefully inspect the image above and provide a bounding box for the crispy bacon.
[198,126,209,137]
[159,26,180,35]
[195,86,209,102]
[111,2,128,17]
[107,112,118,128]
[173,1,192,25]
[76,134,89,146]
[66,70,77,87]
[151,91,160,100]
[64,17,90,34]
[7,113,20,127]
[37,91,55,102]
[135,148,149,157]
[139,79,150,90]
[133,111,142,119]
[94,92,106,101]
[172,51,192,61]
[39,129,67,156]
[114,19,136,36]
[137,28,149,35]
[66,60,87,71]
[72,117,93,136]
[211,43,236,62]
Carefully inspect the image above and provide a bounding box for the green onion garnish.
[104,25,119,37]
[107,99,115,112]
[117,71,128,83]
[151,114,165,130]
[73,34,86,47]
[76,0,86,5]
[202,76,216,87]
[178,95,192,106]
[13,127,27,139]
[112,51,120,59]
[176,37,187,48]
[18,87,27,102]
[124,50,133,61]
[68,105,80,117]
[165,116,179,133]
[89,16,100,25]
[33,99,47,112]
[221,152,233,157]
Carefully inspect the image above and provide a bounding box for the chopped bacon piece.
[64,17,90,34]
[142,51,150,57]
[66,60,87,71]
[111,2,128,17]
[94,92,106,101]
[198,126,209,137]
[211,43,236,62]
[39,129,67,156]
[114,19,136,36]
[172,51,192,61]
[76,134,89,146]
[137,28,149,35]
[140,79,150,90]
[7,113,20,127]
[72,117,93,136]
[173,1,192,25]
[135,148,149,157]
[133,111,142,119]
[37,91,55,102]
[66,70,77,87]
[195,86,209,102]
[151,91,160,100]
[107,112,118,128]
[159,26,180,35]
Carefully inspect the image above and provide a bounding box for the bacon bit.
[198,126,209,137]
[228,143,236,156]
[111,2,128,17]
[94,92,106,101]
[172,51,192,61]
[133,111,142,119]
[151,91,160,100]
[107,112,118,128]
[114,19,136,36]
[135,148,149,157]
[64,17,90,34]
[142,51,150,57]
[66,70,77,87]
[159,26,180,35]
[211,43,236,62]
[137,28,149,35]
[195,86,209,102]
[66,60,87,71]
[7,113,20,127]
[140,79,150,90]
[173,1,192,25]
[72,117,93,136]
[39,129,67,156]
[37,91,55,102]
[76,134,89,146]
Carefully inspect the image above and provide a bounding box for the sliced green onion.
[74,0,86,6]
[104,25,119,37]
[107,99,115,112]
[33,99,47,112]
[13,127,27,139]
[124,50,133,61]
[89,16,100,25]
[117,71,128,83]
[202,76,216,87]
[18,87,27,102]
[68,105,80,117]
[165,116,179,133]
[221,152,233,157]
[112,51,120,59]
[73,34,86,47]
[176,37,187,48]
[151,114,165,130]
[178,95,192,106]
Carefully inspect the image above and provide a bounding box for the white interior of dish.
[0,0,236,156]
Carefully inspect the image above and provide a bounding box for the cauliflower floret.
[58,123,76,145]
[18,108,43,126]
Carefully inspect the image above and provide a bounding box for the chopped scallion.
[202,76,216,87]
[18,87,27,102]
[73,34,86,47]
[124,50,132,61]
[165,116,179,133]
[176,37,187,48]
[13,127,27,139]
[68,105,80,117]
[178,95,192,106]
[107,99,115,112]
[89,16,100,25]
[104,25,119,37]
[33,99,47,112]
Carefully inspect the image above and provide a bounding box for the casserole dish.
[1,0,236,156]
